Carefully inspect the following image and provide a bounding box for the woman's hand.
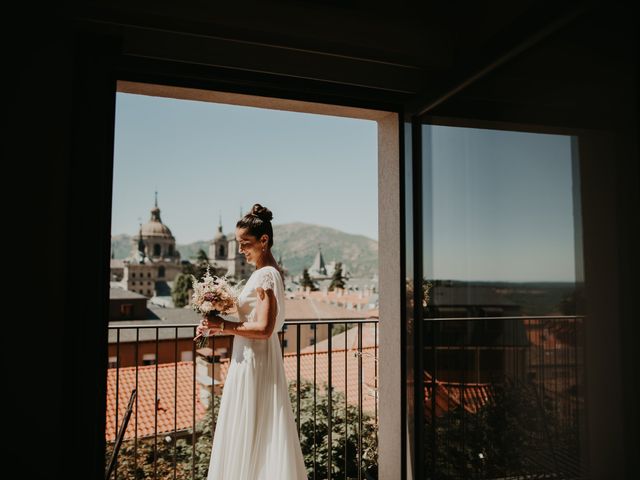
[195,315,223,339]
[195,318,208,338]
[195,317,208,339]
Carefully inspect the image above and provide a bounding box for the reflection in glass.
[420,125,586,479]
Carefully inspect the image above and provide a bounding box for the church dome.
[142,220,173,237]
[141,200,174,238]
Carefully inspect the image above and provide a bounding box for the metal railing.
[106,315,586,479]
[422,315,586,480]
[105,318,379,480]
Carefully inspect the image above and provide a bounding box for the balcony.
[106,318,379,480]
[105,315,584,479]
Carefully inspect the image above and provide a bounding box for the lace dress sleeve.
[256,269,276,292]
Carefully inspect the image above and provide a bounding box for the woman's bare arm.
[207,287,277,340]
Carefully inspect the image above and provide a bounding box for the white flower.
[191,264,246,348]
[200,301,214,313]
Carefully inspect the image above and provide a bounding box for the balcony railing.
[422,315,586,480]
[106,315,584,479]
[105,318,379,480]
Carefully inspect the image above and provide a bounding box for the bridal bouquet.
[191,265,245,349]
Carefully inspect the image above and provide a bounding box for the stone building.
[114,194,183,298]
[208,217,253,281]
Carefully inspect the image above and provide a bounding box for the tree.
[300,268,318,291]
[291,379,378,479]
[194,249,211,279]
[171,273,192,308]
[328,262,346,292]
[172,250,213,308]
[423,376,577,479]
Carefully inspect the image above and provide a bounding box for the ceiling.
[62,0,636,124]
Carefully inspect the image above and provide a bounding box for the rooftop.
[108,297,377,343]
[109,287,148,300]
[217,345,380,415]
[105,361,207,442]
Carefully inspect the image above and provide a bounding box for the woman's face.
[236,227,268,264]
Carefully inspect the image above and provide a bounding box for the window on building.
[158,266,165,278]
[120,303,133,318]
[142,353,156,365]
[132,272,136,278]
[153,244,161,256]
[147,272,151,278]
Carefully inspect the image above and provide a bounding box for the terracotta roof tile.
[423,371,493,416]
[283,297,374,320]
[285,346,379,415]
[299,323,378,353]
[105,362,207,442]
[524,319,578,348]
[217,344,379,415]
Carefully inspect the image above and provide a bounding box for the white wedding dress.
[206,266,308,480]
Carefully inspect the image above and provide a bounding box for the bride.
[196,203,308,480]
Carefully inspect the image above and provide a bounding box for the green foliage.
[291,379,378,479]
[105,379,379,479]
[423,377,578,479]
[171,250,212,308]
[171,273,191,308]
[104,393,221,479]
[194,249,211,279]
[328,262,347,291]
[300,268,319,291]
[180,261,196,277]
[329,322,350,336]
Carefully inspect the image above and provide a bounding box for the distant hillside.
[425,279,579,317]
[110,234,134,259]
[110,222,379,277]
[174,240,210,261]
[270,222,378,278]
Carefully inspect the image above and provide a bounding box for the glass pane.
[421,124,586,479]
[403,120,416,478]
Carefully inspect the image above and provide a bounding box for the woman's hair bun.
[251,203,273,222]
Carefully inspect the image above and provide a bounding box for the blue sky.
[424,125,578,282]
[111,93,379,242]
[111,93,578,282]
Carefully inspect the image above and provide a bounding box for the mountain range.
[110,222,379,277]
